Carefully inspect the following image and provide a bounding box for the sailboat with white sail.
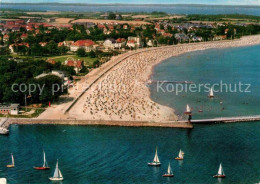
[34,151,50,170]
[49,160,64,181]
[6,153,15,168]
[209,88,214,98]
[175,149,184,160]
[148,147,161,166]
[213,163,226,178]
[184,104,192,115]
[162,163,174,177]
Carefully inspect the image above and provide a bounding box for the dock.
[191,115,260,124]
[2,118,193,129]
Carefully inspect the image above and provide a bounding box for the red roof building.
[21,33,28,40]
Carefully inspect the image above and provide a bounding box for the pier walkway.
[191,115,260,124]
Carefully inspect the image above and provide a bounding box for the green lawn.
[49,55,97,67]
[11,54,98,67]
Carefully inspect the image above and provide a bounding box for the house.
[103,38,116,50]
[174,33,189,42]
[3,34,9,42]
[46,58,56,65]
[162,33,173,38]
[126,37,142,48]
[9,43,29,53]
[70,40,95,52]
[0,104,20,115]
[39,42,47,47]
[123,24,128,29]
[20,33,28,40]
[213,35,227,41]
[47,18,56,23]
[58,41,74,47]
[114,38,126,49]
[103,38,126,50]
[64,59,84,73]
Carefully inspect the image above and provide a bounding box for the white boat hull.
[49,177,64,181]
[0,178,7,184]
[148,162,161,166]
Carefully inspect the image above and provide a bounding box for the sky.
[1,0,260,5]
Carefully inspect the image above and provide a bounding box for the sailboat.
[162,163,174,177]
[6,153,15,168]
[213,163,226,178]
[175,149,184,160]
[49,160,64,181]
[184,104,192,115]
[209,88,214,98]
[148,147,161,166]
[34,151,50,170]
[0,178,7,184]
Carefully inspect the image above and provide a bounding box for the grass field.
[12,54,98,67]
[48,55,97,67]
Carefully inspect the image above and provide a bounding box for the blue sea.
[0,123,260,184]
[0,45,259,183]
[149,45,260,120]
[0,4,260,16]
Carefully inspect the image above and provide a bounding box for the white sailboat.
[209,88,214,98]
[213,163,226,178]
[6,153,15,168]
[163,163,174,177]
[34,151,50,170]
[49,160,64,181]
[0,178,7,184]
[148,147,161,166]
[184,104,192,115]
[175,149,184,160]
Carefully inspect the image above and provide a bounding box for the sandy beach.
[38,35,260,123]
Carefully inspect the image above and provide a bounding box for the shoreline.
[38,35,260,125]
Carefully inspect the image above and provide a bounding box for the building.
[70,40,95,52]
[126,37,142,48]
[64,58,84,73]
[20,33,28,40]
[0,104,20,115]
[103,38,126,51]
[9,43,30,54]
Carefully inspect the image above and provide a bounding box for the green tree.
[76,48,86,57]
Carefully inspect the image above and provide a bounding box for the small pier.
[191,115,260,124]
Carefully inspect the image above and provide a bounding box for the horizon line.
[1,2,260,6]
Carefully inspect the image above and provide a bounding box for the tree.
[88,50,96,58]
[45,40,58,55]
[30,43,42,56]
[108,12,116,20]
[58,46,69,55]
[93,60,100,68]
[76,48,86,57]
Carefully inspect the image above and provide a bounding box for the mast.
[153,147,160,163]
[43,151,48,167]
[11,154,14,166]
[167,163,172,174]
